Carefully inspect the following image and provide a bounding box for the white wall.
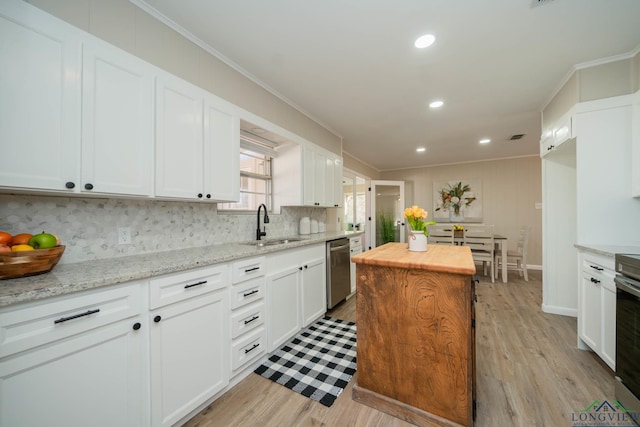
[380,156,542,265]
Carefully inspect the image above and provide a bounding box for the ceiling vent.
[531,0,554,7]
[509,134,526,141]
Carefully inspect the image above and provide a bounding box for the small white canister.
[299,217,311,235]
[310,219,319,234]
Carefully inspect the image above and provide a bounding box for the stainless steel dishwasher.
[326,238,351,309]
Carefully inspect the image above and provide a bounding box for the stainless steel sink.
[242,237,306,247]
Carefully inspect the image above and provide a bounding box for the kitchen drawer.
[349,236,362,248]
[0,282,142,359]
[581,253,615,292]
[149,264,229,310]
[231,256,265,284]
[230,302,265,339]
[230,276,265,310]
[231,327,266,373]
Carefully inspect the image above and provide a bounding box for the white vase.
[408,230,428,252]
[449,210,464,223]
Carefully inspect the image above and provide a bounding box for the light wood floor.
[185,270,615,426]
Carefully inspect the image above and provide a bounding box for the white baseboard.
[541,303,577,317]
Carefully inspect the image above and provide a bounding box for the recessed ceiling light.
[429,100,444,109]
[479,138,491,144]
[416,147,426,152]
[414,34,435,49]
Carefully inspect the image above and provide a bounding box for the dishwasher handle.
[330,244,350,252]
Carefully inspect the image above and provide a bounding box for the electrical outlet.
[118,227,131,245]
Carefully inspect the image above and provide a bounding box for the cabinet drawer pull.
[243,289,259,297]
[590,277,601,284]
[244,266,260,273]
[132,322,141,331]
[244,343,260,354]
[244,315,260,325]
[184,280,207,289]
[54,308,100,324]
[589,265,604,271]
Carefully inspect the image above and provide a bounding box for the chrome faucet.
[256,203,270,240]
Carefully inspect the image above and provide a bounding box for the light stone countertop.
[574,243,640,258]
[0,231,363,308]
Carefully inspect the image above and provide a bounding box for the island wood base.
[351,244,476,427]
[353,383,467,427]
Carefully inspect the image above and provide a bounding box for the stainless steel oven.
[615,253,640,420]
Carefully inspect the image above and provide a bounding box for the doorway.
[370,180,405,248]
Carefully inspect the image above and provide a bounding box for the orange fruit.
[0,231,12,246]
[11,233,33,246]
[11,244,34,252]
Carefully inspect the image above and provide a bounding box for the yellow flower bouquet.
[403,205,436,235]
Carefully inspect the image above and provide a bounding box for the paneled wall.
[381,156,542,266]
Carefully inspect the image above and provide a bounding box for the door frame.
[370,180,405,248]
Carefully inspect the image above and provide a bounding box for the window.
[218,129,278,211]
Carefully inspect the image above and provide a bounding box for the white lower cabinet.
[301,257,326,327]
[577,250,616,370]
[266,244,326,352]
[149,265,229,427]
[266,265,301,352]
[0,282,146,427]
[229,257,267,377]
[0,244,331,425]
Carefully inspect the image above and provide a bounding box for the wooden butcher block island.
[351,243,477,427]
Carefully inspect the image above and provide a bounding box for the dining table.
[449,230,508,283]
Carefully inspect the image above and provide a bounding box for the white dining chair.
[427,224,454,245]
[463,224,495,283]
[495,226,530,281]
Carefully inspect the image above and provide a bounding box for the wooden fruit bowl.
[0,245,65,280]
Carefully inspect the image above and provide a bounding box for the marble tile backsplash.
[0,195,326,264]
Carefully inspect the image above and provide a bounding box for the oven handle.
[615,275,640,299]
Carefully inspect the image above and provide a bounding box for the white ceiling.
[136,0,640,171]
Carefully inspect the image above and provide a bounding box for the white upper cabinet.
[283,144,342,208]
[0,1,81,192]
[326,155,343,208]
[81,41,154,196]
[155,77,205,200]
[540,109,574,157]
[155,77,239,202]
[632,90,640,197]
[204,96,240,202]
[303,147,326,206]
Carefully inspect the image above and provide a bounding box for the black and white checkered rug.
[254,316,357,407]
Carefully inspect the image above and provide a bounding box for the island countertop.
[351,242,476,275]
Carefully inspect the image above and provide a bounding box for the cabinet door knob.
[154,315,162,323]
[65,181,75,189]
[197,193,203,198]
[206,194,211,199]
[298,266,303,271]
[132,322,141,330]
[84,183,94,190]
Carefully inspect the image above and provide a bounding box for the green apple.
[28,232,58,249]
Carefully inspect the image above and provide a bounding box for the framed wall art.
[433,179,483,223]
